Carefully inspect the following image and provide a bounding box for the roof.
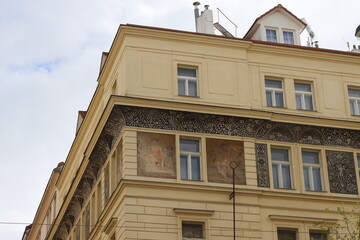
[78,111,87,118]
[243,4,307,39]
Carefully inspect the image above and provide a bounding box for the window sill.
[178,94,200,98]
[266,105,287,109]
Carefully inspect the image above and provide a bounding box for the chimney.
[192,3,214,35]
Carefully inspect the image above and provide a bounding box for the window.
[302,151,322,191]
[271,148,292,189]
[357,155,360,177]
[266,29,277,42]
[182,222,204,239]
[295,82,314,110]
[348,88,360,116]
[283,31,294,44]
[277,229,297,240]
[180,139,201,180]
[266,79,284,107]
[178,67,198,97]
[309,231,327,240]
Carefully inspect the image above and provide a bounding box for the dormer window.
[266,29,277,42]
[283,31,294,44]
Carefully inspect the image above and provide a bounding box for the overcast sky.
[0,0,358,239]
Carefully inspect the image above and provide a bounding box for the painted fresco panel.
[137,132,176,178]
[206,138,246,184]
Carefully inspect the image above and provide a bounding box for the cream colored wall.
[117,30,360,125]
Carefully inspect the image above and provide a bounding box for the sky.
[0,0,358,239]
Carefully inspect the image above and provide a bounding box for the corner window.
[182,222,204,239]
[302,151,322,191]
[271,148,292,189]
[348,88,360,116]
[178,67,198,97]
[283,31,294,44]
[180,139,201,181]
[295,82,314,111]
[266,79,284,107]
[266,29,277,42]
[277,228,297,240]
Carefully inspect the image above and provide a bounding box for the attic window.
[283,31,294,44]
[266,29,277,42]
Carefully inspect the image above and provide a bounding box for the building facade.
[25,5,360,240]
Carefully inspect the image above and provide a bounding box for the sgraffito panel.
[206,138,246,184]
[137,132,176,178]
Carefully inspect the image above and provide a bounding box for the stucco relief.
[137,132,176,178]
[206,138,246,184]
[326,150,358,194]
[255,143,270,187]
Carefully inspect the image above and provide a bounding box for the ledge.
[269,215,337,223]
[173,208,215,215]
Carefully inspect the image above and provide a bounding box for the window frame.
[180,138,202,181]
[270,147,293,189]
[294,82,315,111]
[177,66,199,97]
[276,228,298,240]
[348,87,360,116]
[283,30,295,45]
[301,150,323,192]
[182,221,205,240]
[266,28,278,43]
[265,79,285,108]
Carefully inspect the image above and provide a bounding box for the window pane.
[178,68,196,78]
[266,80,282,89]
[283,31,294,44]
[310,232,327,240]
[182,222,203,238]
[266,29,277,42]
[275,92,284,107]
[180,155,188,180]
[357,155,360,168]
[271,149,289,162]
[295,94,302,109]
[282,165,291,189]
[178,79,185,96]
[180,139,199,152]
[295,83,311,92]
[313,167,322,191]
[304,95,313,110]
[278,229,297,240]
[302,151,319,164]
[303,166,310,190]
[272,164,279,188]
[349,89,360,98]
[188,80,197,97]
[266,91,273,106]
[349,99,356,115]
[191,156,201,180]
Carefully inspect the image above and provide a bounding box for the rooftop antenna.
[216,8,238,37]
[193,2,200,32]
[356,25,360,40]
[301,18,319,48]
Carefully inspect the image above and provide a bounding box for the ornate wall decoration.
[255,143,270,187]
[137,132,176,178]
[297,128,324,145]
[326,150,357,194]
[206,138,246,185]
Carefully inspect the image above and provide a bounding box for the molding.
[103,217,118,235]
[173,208,215,216]
[269,215,337,223]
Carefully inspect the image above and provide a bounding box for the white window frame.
[348,88,360,116]
[302,150,322,191]
[178,67,198,97]
[266,28,278,42]
[295,82,314,111]
[283,30,295,44]
[271,147,292,189]
[181,221,205,240]
[265,79,285,108]
[180,138,202,181]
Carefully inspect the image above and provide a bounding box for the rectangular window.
[266,79,284,107]
[295,82,314,110]
[266,29,277,42]
[309,231,327,240]
[348,88,360,116]
[277,229,297,240]
[302,151,322,191]
[85,203,90,239]
[178,67,198,97]
[357,155,360,177]
[182,222,204,239]
[283,31,295,44]
[104,164,110,203]
[180,139,201,181]
[271,148,292,189]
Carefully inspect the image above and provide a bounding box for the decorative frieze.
[255,143,270,188]
[326,150,358,195]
